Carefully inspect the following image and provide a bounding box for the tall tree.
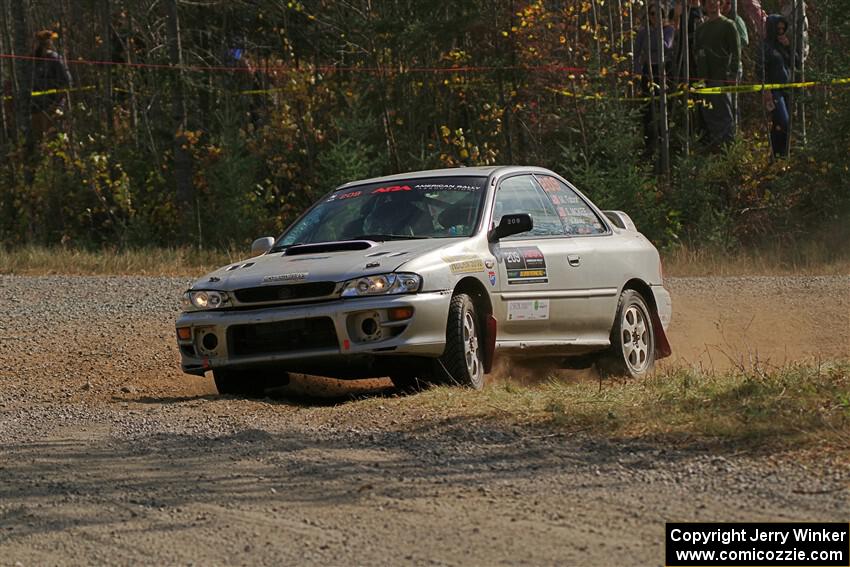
[11,0,29,147]
[166,0,195,243]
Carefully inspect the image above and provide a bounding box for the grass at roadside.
[664,244,850,276]
[0,246,240,276]
[407,362,850,450]
[1,244,849,276]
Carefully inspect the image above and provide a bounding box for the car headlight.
[340,273,422,298]
[181,290,230,311]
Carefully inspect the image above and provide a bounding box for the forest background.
[0,0,848,262]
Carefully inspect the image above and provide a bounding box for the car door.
[488,174,582,346]
[532,173,623,343]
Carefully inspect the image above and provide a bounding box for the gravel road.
[0,275,848,565]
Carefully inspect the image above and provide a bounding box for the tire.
[598,289,656,379]
[213,368,287,397]
[440,294,485,389]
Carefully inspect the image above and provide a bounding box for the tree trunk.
[11,0,29,147]
[103,0,113,138]
[0,0,10,145]
[125,2,139,147]
[653,0,669,176]
[166,0,196,244]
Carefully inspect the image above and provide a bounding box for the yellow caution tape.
[547,85,686,102]
[694,77,850,94]
[2,85,95,101]
[5,77,848,103]
[550,77,850,102]
[31,85,95,97]
[240,88,279,95]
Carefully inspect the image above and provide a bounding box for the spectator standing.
[722,0,749,77]
[633,6,675,157]
[694,0,740,148]
[30,30,72,142]
[760,15,791,157]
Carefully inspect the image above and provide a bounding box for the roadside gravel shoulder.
[0,275,848,565]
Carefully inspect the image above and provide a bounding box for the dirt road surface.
[1,275,848,565]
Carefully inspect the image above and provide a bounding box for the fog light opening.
[201,332,219,351]
[361,317,379,336]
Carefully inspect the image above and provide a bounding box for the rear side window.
[493,175,563,238]
[534,174,607,236]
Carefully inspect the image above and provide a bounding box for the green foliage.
[316,102,387,190]
[0,0,847,254]
[557,99,675,246]
[669,146,744,251]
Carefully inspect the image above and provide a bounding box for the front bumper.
[175,291,452,376]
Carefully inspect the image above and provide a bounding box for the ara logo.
[488,271,497,286]
[372,185,412,194]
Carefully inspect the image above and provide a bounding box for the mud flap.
[650,311,672,359]
[483,315,497,373]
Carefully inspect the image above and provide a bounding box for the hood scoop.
[284,240,375,256]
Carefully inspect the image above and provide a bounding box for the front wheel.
[440,294,485,389]
[598,290,656,379]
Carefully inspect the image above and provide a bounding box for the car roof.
[334,165,554,191]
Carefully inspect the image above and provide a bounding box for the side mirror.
[251,236,275,255]
[489,213,533,242]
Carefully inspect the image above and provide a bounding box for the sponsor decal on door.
[507,299,550,321]
[502,246,548,284]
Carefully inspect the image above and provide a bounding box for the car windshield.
[272,176,487,249]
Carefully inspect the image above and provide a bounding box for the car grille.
[233,282,337,304]
[229,317,338,357]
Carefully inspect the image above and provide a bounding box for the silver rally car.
[176,166,672,395]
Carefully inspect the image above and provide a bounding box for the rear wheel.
[598,290,656,379]
[213,368,288,397]
[440,294,485,389]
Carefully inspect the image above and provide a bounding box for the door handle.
[568,255,581,267]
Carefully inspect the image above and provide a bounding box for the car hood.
[192,239,458,291]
